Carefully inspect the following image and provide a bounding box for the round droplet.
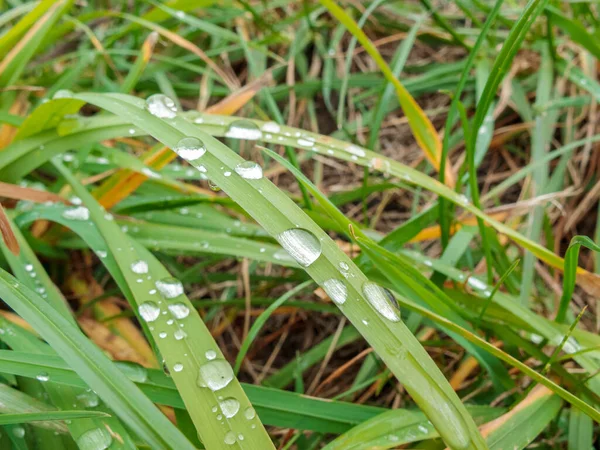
[225,120,262,140]
[115,361,148,383]
[12,426,25,438]
[323,279,347,305]
[146,94,177,119]
[155,278,184,298]
[205,350,217,360]
[174,329,187,340]
[235,161,263,180]
[62,206,90,221]
[76,427,112,450]
[174,137,206,161]
[36,372,50,382]
[173,363,184,372]
[244,407,256,420]
[276,228,322,267]
[130,260,148,274]
[53,89,73,100]
[197,360,234,391]
[76,390,100,408]
[219,398,240,418]
[224,431,236,445]
[261,121,280,133]
[25,264,34,272]
[362,282,400,322]
[168,303,190,319]
[138,301,160,322]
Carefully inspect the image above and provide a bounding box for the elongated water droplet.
[225,120,262,140]
[224,431,236,445]
[138,301,160,322]
[276,228,321,267]
[197,360,234,391]
[62,206,90,221]
[36,372,49,382]
[235,161,263,180]
[130,260,148,274]
[174,137,206,161]
[115,361,148,383]
[219,398,240,418]
[261,121,280,133]
[53,89,73,100]
[205,350,217,360]
[155,278,184,298]
[146,94,177,119]
[244,407,256,420]
[168,303,190,319]
[76,428,112,450]
[323,279,347,305]
[362,282,400,322]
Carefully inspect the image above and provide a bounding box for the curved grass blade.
[71,92,488,450]
[0,270,195,449]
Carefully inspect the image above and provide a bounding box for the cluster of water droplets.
[62,206,90,221]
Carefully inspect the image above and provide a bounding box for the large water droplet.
[224,431,236,445]
[62,206,90,221]
[362,282,400,322]
[115,361,148,383]
[197,360,234,391]
[323,279,347,305]
[225,120,262,140]
[219,398,240,418]
[235,161,263,180]
[146,94,177,119]
[53,89,73,100]
[12,426,25,438]
[76,428,113,450]
[130,260,148,274]
[168,303,190,319]
[36,372,50,382]
[244,407,256,420]
[261,121,280,133]
[174,137,206,161]
[138,301,160,322]
[76,390,100,408]
[155,278,184,298]
[276,228,321,267]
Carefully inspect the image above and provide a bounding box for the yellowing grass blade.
[319,0,454,187]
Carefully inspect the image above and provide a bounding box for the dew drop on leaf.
[244,407,256,420]
[62,206,90,221]
[138,301,160,322]
[146,94,177,119]
[76,428,112,450]
[235,161,263,180]
[224,431,236,445]
[219,398,240,418]
[276,228,322,267]
[36,372,50,382]
[168,302,190,319]
[362,282,400,322]
[197,360,234,391]
[130,260,148,274]
[323,279,347,305]
[155,278,184,299]
[174,137,206,161]
[225,120,262,140]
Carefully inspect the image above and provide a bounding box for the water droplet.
[467,277,487,291]
[62,206,90,221]
[76,390,100,408]
[168,303,190,319]
[138,302,160,322]
[219,398,240,418]
[130,260,148,274]
[36,372,49,382]
[76,427,113,450]
[362,282,400,322]
[224,431,236,445]
[146,94,177,119]
[115,361,148,383]
[276,228,321,267]
[346,144,366,157]
[323,279,347,305]
[159,332,167,339]
[244,407,256,420]
[197,360,234,391]
[174,137,206,161]
[12,426,25,438]
[25,264,33,272]
[173,363,183,372]
[225,120,262,140]
[174,329,187,340]
[205,350,217,360]
[235,161,263,180]
[297,138,314,148]
[53,89,73,100]
[155,278,184,298]
[261,121,280,133]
